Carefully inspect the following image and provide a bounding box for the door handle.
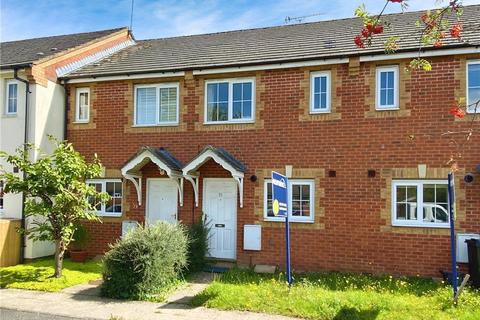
[215,224,225,228]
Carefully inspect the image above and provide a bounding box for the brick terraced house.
[60,6,480,277]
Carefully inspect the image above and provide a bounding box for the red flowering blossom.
[361,28,370,38]
[373,24,384,34]
[434,40,443,47]
[450,23,462,38]
[354,35,365,48]
[449,105,466,118]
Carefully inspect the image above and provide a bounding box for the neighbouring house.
[58,5,479,277]
[0,27,134,262]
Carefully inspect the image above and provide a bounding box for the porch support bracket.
[171,176,184,207]
[124,174,142,206]
[185,174,199,207]
[233,174,244,208]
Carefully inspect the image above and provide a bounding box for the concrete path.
[0,273,299,320]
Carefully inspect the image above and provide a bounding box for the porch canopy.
[182,145,247,208]
[121,146,184,206]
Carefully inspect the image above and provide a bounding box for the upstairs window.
[87,179,123,217]
[6,80,18,114]
[376,66,399,109]
[392,180,449,228]
[135,83,179,126]
[467,61,480,113]
[75,88,90,122]
[205,78,254,123]
[264,179,315,222]
[310,71,331,113]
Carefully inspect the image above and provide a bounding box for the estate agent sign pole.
[272,171,292,286]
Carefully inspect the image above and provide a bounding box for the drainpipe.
[61,80,69,141]
[14,68,31,264]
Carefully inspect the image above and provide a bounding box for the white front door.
[203,178,237,260]
[147,179,178,224]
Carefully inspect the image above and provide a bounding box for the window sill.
[375,107,400,111]
[203,120,255,125]
[132,123,179,128]
[3,113,18,118]
[97,213,122,218]
[392,222,450,229]
[309,109,331,114]
[73,121,90,124]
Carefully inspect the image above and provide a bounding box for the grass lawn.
[192,269,480,320]
[0,257,102,292]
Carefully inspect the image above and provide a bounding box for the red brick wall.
[68,55,480,277]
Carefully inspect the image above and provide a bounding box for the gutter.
[13,67,31,264]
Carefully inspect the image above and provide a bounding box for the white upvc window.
[87,179,123,217]
[6,80,18,115]
[264,179,315,223]
[204,78,255,123]
[467,60,480,113]
[310,71,331,113]
[75,88,90,122]
[376,66,399,110]
[392,180,449,228]
[134,83,179,126]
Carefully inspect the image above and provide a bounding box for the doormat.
[203,265,230,273]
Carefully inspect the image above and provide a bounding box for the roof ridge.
[137,4,480,43]
[1,27,128,44]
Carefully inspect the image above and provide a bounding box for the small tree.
[0,137,109,278]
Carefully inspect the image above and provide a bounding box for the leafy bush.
[71,225,89,250]
[187,217,210,272]
[101,222,188,300]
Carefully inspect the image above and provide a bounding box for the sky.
[1,0,479,42]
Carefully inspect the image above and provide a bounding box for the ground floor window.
[86,179,123,217]
[264,179,314,222]
[392,180,449,228]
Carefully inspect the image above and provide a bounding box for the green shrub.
[101,222,188,300]
[187,217,210,272]
[71,225,89,250]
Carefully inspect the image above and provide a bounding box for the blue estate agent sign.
[272,171,288,217]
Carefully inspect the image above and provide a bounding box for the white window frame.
[87,179,123,217]
[264,179,315,223]
[75,87,90,123]
[466,60,480,114]
[5,79,19,115]
[204,77,255,124]
[133,83,180,126]
[310,71,331,113]
[376,66,399,110]
[391,179,449,228]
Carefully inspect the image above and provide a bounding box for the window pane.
[159,87,177,123]
[233,101,242,119]
[243,82,252,100]
[320,93,327,109]
[8,83,18,113]
[136,87,156,125]
[207,103,217,121]
[314,77,320,93]
[396,203,407,220]
[380,72,387,88]
[301,185,310,200]
[218,102,228,121]
[218,83,228,102]
[292,200,301,216]
[106,182,122,214]
[434,204,448,223]
[314,93,320,109]
[387,88,394,105]
[233,83,242,101]
[79,92,88,106]
[387,71,394,88]
[266,182,273,217]
[243,101,252,118]
[380,89,387,106]
[207,83,217,103]
[396,186,406,202]
[468,63,480,87]
[436,185,448,203]
[292,184,300,200]
[423,184,435,202]
[468,88,480,112]
[88,183,102,211]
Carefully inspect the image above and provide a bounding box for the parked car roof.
[63,5,480,78]
[0,27,128,69]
